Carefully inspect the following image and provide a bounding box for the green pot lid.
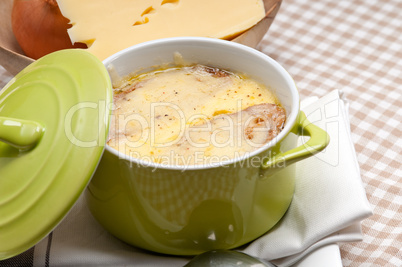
[0,49,112,259]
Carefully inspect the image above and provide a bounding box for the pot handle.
[259,111,329,177]
[0,116,44,150]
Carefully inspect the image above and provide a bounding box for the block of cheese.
[56,0,265,60]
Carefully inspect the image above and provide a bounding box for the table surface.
[0,0,401,266]
[256,1,401,266]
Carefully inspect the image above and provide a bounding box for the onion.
[12,0,87,60]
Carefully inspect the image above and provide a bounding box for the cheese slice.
[56,0,265,60]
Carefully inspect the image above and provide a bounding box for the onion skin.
[12,0,87,59]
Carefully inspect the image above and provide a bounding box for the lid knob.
[0,116,44,150]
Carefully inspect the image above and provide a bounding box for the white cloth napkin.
[243,90,373,266]
[24,90,373,267]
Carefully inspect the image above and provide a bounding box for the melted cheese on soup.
[108,64,286,166]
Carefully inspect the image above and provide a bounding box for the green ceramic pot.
[86,37,330,255]
[0,50,112,259]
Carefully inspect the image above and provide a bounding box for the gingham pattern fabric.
[257,0,402,266]
[1,0,401,266]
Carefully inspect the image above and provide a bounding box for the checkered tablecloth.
[1,0,401,266]
[256,0,402,266]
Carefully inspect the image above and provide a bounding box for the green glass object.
[184,250,273,267]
